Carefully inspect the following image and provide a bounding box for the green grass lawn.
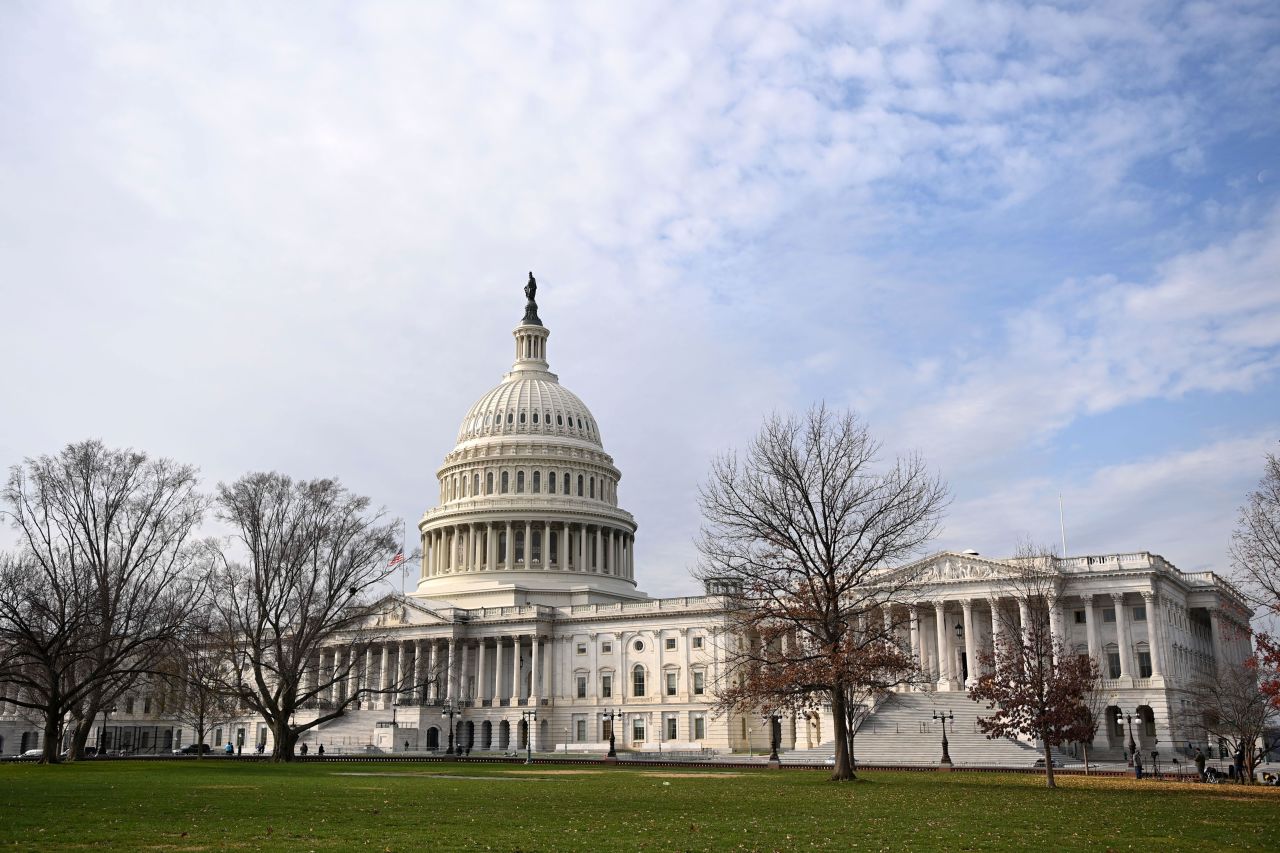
[1,760,1277,852]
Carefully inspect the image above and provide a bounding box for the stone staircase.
[784,691,1066,768]
[303,708,386,754]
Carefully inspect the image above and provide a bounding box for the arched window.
[532,411,539,424]
[500,471,509,494]
[577,474,584,497]
[563,473,570,494]
[473,473,479,496]
[590,477,595,499]
[520,411,527,424]
[486,472,494,494]
[577,418,583,430]
[632,665,646,697]
[517,471,525,493]
[556,414,563,426]
[548,471,556,494]
[507,412,513,425]
[532,471,541,493]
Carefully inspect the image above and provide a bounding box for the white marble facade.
[0,295,1254,760]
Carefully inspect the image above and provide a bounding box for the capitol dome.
[413,276,643,607]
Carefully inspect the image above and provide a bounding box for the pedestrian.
[256,741,265,755]
[1194,748,1206,782]
[1234,745,1246,783]
[299,743,308,756]
[318,743,325,756]
[224,742,234,756]
[1134,750,1144,780]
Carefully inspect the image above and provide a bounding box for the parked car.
[360,745,385,754]
[61,746,99,759]
[1032,757,1063,768]
[173,744,213,755]
[19,748,44,759]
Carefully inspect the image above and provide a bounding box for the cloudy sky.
[2,1,1278,600]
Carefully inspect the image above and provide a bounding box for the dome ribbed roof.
[456,375,603,447]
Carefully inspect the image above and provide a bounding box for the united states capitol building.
[1,283,1255,764]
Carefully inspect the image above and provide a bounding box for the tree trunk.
[67,705,99,763]
[270,719,297,762]
[828,688,855,781]
[42,710,62,764]
[1081,742,1089,776]
[1042,741,1056,789]
[194,711,206,760]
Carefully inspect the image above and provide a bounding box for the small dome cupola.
[511,272,550,374]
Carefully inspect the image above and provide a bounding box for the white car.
[20,748,44,758]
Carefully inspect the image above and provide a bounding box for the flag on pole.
[389,552,406,570]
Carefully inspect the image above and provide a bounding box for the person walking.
[317,744,325,756]
[224,742,234,756]
[1194,748,1206,782]
[299,743,308,756]
[1234,745,1246,783]
[1134,750,1144,780]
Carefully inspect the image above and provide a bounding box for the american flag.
[388,552,406,569]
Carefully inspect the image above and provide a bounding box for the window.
[548,471,556,494]
[633,640,644,652]
[632,665,646,697]
[602,641,612,654]
[665,671,677,696]
[533,471,541,493]
[575,719,586,741]
[576,676,587,699]
[590,477,595,498]
[692,636,704,650]
[665,637,677,651]
[532,411,539,424]
[601,674,613,698]
[1102,608,1116,623]
[575,643,586,655]
[577,475,584,496]
[144,697,152,714]
[501,472,509,493]
[125,698,134,714]
[1137,650,1152,678]
[507,412,513,424]
[1074,610,1087,624]
[665,716,678,740]
[693,715,705,740]
[557,414,563,426]
[1107,650,1121,679]
[563,473,570,494]
[1133,606,1146,622]
[516,471,525,493]
[519,411,527,424]
[693,671,705,695]
[473,473,479,495]
[486,472,494,494]
[632,717,645,743]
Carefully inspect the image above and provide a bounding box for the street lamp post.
[1125,712,1137,767]
[441,700,459,756]
[765,712,782,765]
[933,710,954,767]
[521,709,537,765]
[600,709,620,761]
[99,705,117,754]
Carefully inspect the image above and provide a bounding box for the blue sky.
[1,1,1278,600]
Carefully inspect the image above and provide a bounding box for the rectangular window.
[693,671,705,695]
[1137,651,1152,678]
[576,643,586,655]
[516,471,525,493]
[1074,610,1086,624]
[575,719,586,741]
[665,637,677,651]
[665,671,677,696]
[602,642,612,654]
[214,728,223,747]
[125,698,134,714]
[633,668,646,697]
[1102,608,1116,623]
[665,716,677,740]
[1133,606,1146,622]
[143,697,151,714]
[601,675,612,699]
[1107,651,1121,679]
[692,636,704,650]
[693,715,705,740]
[631,718,645,742]
[576,676,587,698]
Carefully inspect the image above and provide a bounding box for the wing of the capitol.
[1,285,1254,764]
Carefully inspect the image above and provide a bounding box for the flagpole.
[1058,493,1068,558]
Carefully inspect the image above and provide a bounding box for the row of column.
[895,590,1170,689]
[317,634,547,708]
[421,521,634,580]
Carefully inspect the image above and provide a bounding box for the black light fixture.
[954,622,964,638]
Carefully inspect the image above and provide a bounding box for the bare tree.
[209,473,403,762]
[162,620,241,757]
[1231,452,1280,610]
[967,542,1100,788]
[696,405,947,781]
[1182,660,1278,783]
[0,441,208,763]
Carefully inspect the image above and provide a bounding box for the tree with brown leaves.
[696,405,947,781]
[1231,452,1280,707]
[967,543,1100,788]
